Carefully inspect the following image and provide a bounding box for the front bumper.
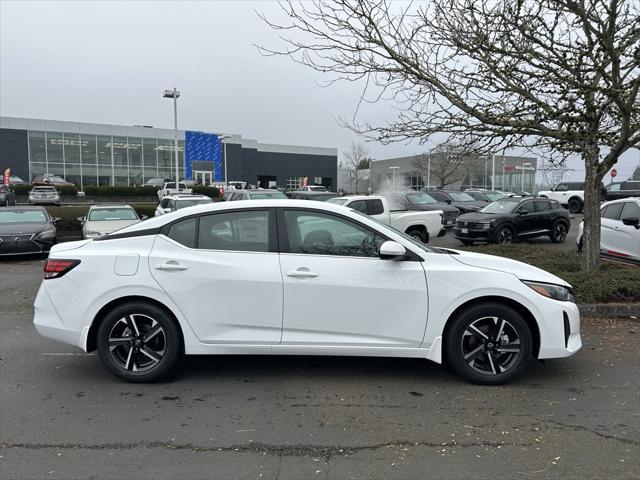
[453,227,495,243]
[0,234,55,256]
[537,301,582,359]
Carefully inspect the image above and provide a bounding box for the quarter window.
[198,210,269,252]
[284,210,385,257]
[167,217,197,248]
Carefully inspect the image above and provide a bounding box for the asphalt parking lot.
[1,256,638,480]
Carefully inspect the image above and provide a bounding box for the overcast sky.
[1,0,638,182]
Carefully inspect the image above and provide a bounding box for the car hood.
[0,222,52,235]
[449,249,571,287]
[452,201,488,211]
[84,219,140,234]
[457,212,511,222]
[407,203,459,213]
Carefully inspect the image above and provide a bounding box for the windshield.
[249,192,287,199]
[328,198,349,205]
[0,209,47,223]
[479,199,519,213]
[32,187,57,192]
[89,208,138,221]
[406,192,438,205]
[484,192,506,201]
[448,192,475,202]
[353,211,436,254]
[176,198,213,209]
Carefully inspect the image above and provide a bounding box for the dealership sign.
[184,131,223,181]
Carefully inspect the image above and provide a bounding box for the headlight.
[84,230,103,238]
[478,221,494,230]
[34,229,56,240]
[522,281,575,302]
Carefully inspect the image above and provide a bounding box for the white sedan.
[34,200,581,384]
[79,205,144,239]
[577,197,640,265]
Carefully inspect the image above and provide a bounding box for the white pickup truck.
[157,182,192,200]
[329,195,445,243]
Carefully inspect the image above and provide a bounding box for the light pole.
[162,88,180,191]
[218,134,232,185]
[389,166,399,190]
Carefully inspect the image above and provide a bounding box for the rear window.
[32,187,57,192]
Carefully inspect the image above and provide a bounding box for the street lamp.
[389,166,399,190]
[162,88,180,191]
[218,134,232,185]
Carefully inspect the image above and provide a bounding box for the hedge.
[82,185,159,197]
[13,184,78,196]
[191,185,222,198]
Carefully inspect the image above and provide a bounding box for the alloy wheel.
[460,316,521,376]
[554,223,567,242]
[107,314,166,372]
[497,228,513,244]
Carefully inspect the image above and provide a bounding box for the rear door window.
[620,202,640,220]
[602,203,624,220]
[198,210,270,252]
[367,199,384,215]
[347,200,368,214]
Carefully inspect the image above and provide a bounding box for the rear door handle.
[287,269,319,278]
[155,261,188,271]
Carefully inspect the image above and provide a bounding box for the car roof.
[164,194,211,200]
[89,204,134,210]
[117,199,361,234]
[602,197,640,207]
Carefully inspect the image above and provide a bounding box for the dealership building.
[0,117,337,190]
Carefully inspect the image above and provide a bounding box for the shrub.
[82,185,159,197]
[192,185,222,199]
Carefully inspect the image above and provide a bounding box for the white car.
[155,194,213,216]
[78,205,144,239]
[34,200,581,384]
[328,195,444,242]
[577,197,640,265]
[538,181,586,213]
[157,182,192,200]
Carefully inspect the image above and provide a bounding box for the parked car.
[423,189,489,213]
[0,206,58,256]
[465,190,508,202]
[223,189,287,201]
[328,195,444,242]
[0,184,17,206]
[155,194,213,216]
[29,186,60,206]
[157,182,192,200]
[31,175,75,187]
[538,181,607,213]
[9,175,26,185]
[145,177,172,188]
[604,181,640,201]
[33,199,581,384]
[379,191,459,228]
[454,197,570,245]
[78,205,145,239]
[287,191,338,201]
[577,197,640,265]
[297,185,328,192]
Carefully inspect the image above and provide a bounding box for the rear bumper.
[33,281,84,349]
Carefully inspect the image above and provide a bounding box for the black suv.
[380,191,459,227]
[605,181,640,201]
[454,197,570,245]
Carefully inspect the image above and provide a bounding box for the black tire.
[550,221,569,243]
[495,225,515,244]
[445,303,533,385]
[568,198,583,213]
[461,240,474,246]
[97,302,182,383]
[407,228,428,244]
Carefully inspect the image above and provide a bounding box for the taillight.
[44,259,80,279]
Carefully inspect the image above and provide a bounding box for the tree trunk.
[581,149,603,271]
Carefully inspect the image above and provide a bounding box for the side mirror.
[518,210,528,215]
[53,217,61,223]
[622,217,640,229]
[141,215,148,220]
[379,241,407,260]
[163,208,172,214]
[77,216,85,223]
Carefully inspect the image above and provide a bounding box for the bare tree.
[344,141,370,193]
[258,0,640,271]
[414,141,470,188]
[538,160,569,191]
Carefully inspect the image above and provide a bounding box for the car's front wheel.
[550,221,569,243]
[96,302,182,382]
[445,303,533,385]
[495,226,514,244]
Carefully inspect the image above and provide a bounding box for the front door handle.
[287,268,319,278]
[155,261,188,271]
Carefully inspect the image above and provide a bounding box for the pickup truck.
[328,195,445,243]
[157,182,192,200]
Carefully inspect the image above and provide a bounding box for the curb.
[578,303,640,319]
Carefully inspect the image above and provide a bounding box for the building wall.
[0,117,337,189]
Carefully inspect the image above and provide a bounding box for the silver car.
[79,205,144,239]
[29,186,60,206]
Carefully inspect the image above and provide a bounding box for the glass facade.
[25,130,184,188]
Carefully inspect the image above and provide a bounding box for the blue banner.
[184,131,223,181]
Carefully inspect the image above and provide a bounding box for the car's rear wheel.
[550,221,569,243]
[445,303,533,385]
[495,226,514,244]
[97,302,182,382]
[568,198,583,213]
